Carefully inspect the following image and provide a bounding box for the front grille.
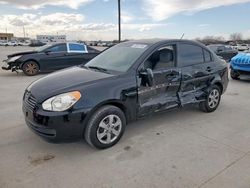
[24,91,37,111]
[234,57,250,65]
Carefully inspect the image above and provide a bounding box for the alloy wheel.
[97,114,122,144]
[208,89,220,109]
[24,63,38,75]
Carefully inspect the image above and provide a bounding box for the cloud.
[0,0,93,9]
[40,13,84,25]
[197,24,210,28]
[0,12,168,40]
[121,11,134,23]
[143,0,250,21]
[122,23,167,32]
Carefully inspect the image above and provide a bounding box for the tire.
[22,61,39,76]
[230,69,240,80]
[199,85,221,113]
[84,105,126,149]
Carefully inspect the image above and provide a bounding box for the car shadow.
[236,76,250,83]
[27,105,201,157]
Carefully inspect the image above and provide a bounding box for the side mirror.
[140,68,154,87]
[217,49,223,53]
[45,50,51,55]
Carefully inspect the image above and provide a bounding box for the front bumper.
[1,60,11,70]
[231,63,250,74]
[22,103,91,143]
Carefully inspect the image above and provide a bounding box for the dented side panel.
[137,68,181,117]
[178,61,223,106]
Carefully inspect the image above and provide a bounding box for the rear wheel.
[199,85,221,113]
[84,105,126,149]
[22,61,39,76]
[230,69,240,80]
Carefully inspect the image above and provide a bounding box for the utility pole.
[118,0,121,42]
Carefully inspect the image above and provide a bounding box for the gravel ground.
[0,46,250,188]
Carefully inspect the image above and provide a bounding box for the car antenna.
[180,33,185,39]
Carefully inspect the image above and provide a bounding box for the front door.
[137,44,181,117]
[39,43,68,71]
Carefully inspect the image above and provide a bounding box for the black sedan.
[2,43,100,76]
[207,44,238,62]
[23,39,228,149]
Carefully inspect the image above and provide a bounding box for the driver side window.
[143,45,175,71]
[47,44,67,52]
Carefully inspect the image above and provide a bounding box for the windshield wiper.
[87,66,109,73]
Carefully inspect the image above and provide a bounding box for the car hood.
[28,66,114,102]
[8,51,37,58]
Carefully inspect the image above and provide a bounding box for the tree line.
[196,33,250,45]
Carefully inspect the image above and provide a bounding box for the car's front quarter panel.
[22,73,137,142]
[74,74,138,122]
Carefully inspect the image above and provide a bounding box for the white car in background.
[0,41,8,46]
[7,41,18,46]
[238,44,249,51]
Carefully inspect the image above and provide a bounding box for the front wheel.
[22,61,39,76]
[84,105,126,149]
[199,85,221,113]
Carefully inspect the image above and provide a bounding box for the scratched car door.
[137,44,181,117]
[177,42,213,105]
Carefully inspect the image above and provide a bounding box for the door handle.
[206,67,212,72]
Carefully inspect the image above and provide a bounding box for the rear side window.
[203,49,212,62]
[68,43,88,53]
[178,44,204,67]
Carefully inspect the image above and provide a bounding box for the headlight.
[42,91,81,112]
[7,55,22,62]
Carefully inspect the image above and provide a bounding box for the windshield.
[85,42,149,72]
[35,44,53,52]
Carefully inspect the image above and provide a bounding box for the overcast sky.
[0,0,250,40]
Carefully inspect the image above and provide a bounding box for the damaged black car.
[2,42,100,76]
[23,39,229,149]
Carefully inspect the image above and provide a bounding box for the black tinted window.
[204,49,212,62]
[178,44,204,66]
[47,44,67,52]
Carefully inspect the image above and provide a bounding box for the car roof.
[49,42,86,45]
[121,39,207,49]
[129,39,200,44]
[207,44,225,47]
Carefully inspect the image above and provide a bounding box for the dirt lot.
[0,46,250,188]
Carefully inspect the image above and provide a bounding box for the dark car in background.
[2,43,100,76]
[207,44,238,62]
[23,39,228,149]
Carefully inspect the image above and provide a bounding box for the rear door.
[177,42,214,105]
[137,44,181,117]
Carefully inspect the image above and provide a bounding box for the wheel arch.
[91,100,130,122]
[21,59,40,70]
[213,81,223,94]
[83,99,134,131]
